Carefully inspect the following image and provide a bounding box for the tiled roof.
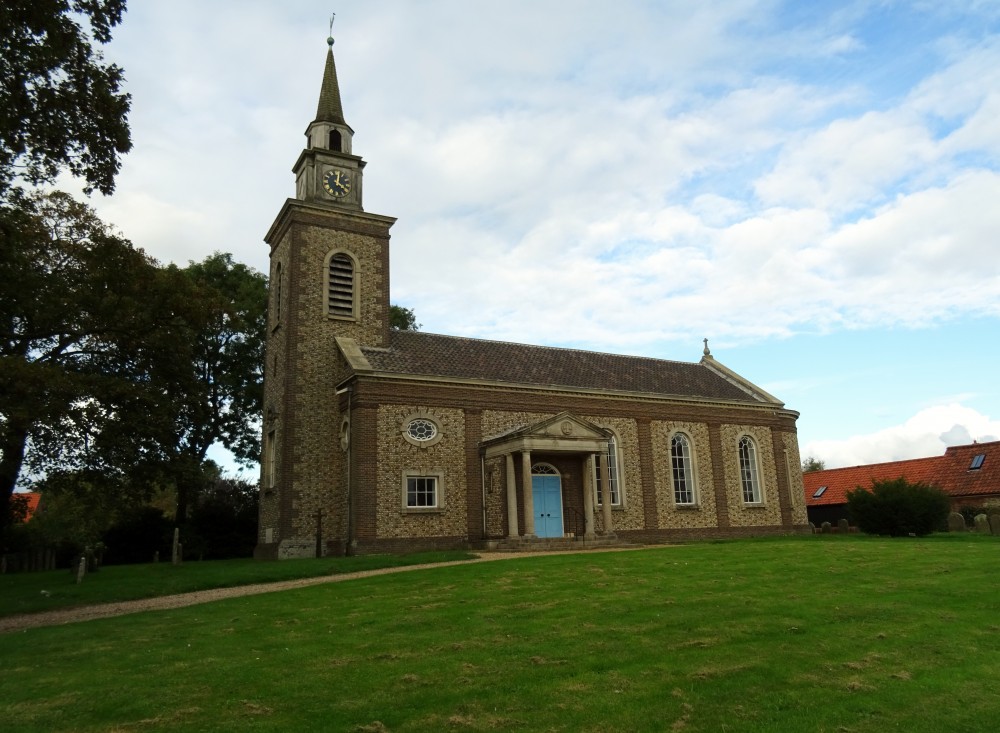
[803,457,941,507]
[359,331,766,403]
[936,441,1000,498]
[803,440,1000,506]
[12,491,41,521]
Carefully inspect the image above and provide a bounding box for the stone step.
[479,535,637,553]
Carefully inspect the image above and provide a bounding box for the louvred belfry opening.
[328,254,354,317]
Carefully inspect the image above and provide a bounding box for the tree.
[801,456,825,473]
[138,253,267,524]
[390,304,420,331]
[0,1,131,197]
[186,476,259,560]
[0,190,173,532]
[847,477,950,537]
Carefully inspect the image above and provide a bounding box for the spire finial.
[703,338,711,357]
[315,13,347,126]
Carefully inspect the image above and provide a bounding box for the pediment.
[481,412,611,458]
[523,412,610,441]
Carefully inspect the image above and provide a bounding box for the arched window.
[738,435,762,503]
[671,433,696,505]
[326,252,355,318]
[595,433,621,506]
[329,129,342,151]
[531,463,559,475]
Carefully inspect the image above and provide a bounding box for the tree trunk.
[0,422,30,530]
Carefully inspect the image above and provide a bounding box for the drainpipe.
[481,454,487,540]
[337,384,354,556]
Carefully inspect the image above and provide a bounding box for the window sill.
[743,503,768,509]
[402,507,444,515]
[674,503,701,510]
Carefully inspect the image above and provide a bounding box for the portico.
[482,413,616,541]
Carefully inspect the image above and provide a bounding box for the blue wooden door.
[532,475,564,538]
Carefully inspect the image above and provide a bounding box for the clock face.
[323,168,352,198]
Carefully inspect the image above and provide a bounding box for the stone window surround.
[322,248,359,321]
[271,260,282,331]
[669,430,701,508]
[400,409,444,448]
[737,433,765,506]
[264,429,276,489]
[401,469,445,514]
[593,427,624,509]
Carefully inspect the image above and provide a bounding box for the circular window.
[406,418,438,442]
[400,411,443,448]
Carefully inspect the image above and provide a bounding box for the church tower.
[256,31,396,559]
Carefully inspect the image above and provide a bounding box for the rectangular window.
[970,454,986,470]
[265,430,276,489]
[406,476,438,508]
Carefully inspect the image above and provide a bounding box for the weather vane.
[328,12,336,45]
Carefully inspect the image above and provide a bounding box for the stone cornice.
[335,369,801,420]
[265,198,396,248]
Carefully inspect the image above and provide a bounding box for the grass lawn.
[2,536,1000,732]
[0,550,476,617]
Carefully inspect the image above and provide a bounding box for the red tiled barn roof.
[803,440,1000,506]
[803,457,942,506]
[12,491,41,521]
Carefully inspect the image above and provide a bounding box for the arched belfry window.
[329,129,342,152]
[325,252,356,319]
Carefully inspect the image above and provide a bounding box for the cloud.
[803,404,1000,468]
[68,0,1000,355]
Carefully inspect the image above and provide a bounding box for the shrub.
[102,506,172,565]
[847,477,950,537]
[185,478,259,560]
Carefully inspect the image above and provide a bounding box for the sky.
[66,0,1000,472]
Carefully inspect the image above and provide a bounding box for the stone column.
[505,453,519,539]
[521,450,536,537]
[600,448,614,535]
[583,454,596,539]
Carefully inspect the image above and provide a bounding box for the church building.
[255,35,809,559]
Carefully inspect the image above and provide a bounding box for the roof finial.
[703,338,711,357]
[328,12,335,46]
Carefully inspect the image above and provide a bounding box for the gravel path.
[0,548,648,634]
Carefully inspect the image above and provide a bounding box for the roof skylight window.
[970,454,986,470]
[812,485,828,498]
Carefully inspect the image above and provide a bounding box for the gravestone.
[821,521,832,534]
[974,513,990,534]
[947,512,966,533]
[989,514,1000,536]
[837,518,850,533]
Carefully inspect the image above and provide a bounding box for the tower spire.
[315,17,347,125]
[292,18,363,208]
